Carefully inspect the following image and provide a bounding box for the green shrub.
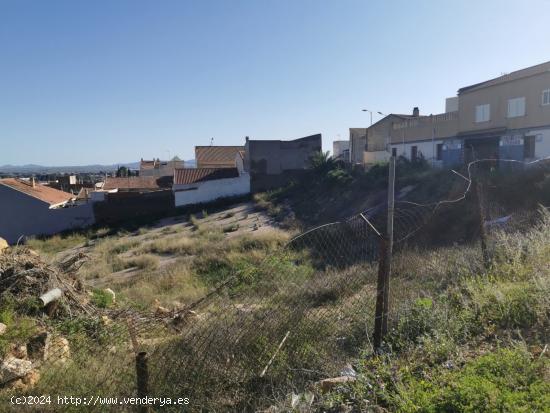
[394,347,550,413]
[0,299,38,357]
[91,289,114,308]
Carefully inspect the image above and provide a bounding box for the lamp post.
[361,109,386,153]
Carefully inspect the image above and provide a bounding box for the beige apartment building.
[357,60,550,167]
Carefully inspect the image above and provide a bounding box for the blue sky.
[1,0,550,165]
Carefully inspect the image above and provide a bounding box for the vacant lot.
[27,202,292,311]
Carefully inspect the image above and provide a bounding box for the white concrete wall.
[391,139,444,166]
[174,174,250,207]
[525,128,550,160]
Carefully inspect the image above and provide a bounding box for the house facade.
[457,61,550,164]
[173,155,250,207]
[244,134,322,192]
[332,140,350,162]
[0,178,95,244]
[360,60,550,168]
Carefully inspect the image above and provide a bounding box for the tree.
[309,151,335,174]
[116,166,130,177]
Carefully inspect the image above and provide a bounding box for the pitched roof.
[0,178,74,206]
[103,176,172,191]
[458,60,550,94]
[195,146,244,167]
[174,168,239,185]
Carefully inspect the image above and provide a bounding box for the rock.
[44,336,70,364]
[21,370,40,387]
[0,323,6,336]
[0,356,33,383]
[316,376,356,393]
[101,315,112,326]
[103,288,116,303]
[27,332,70,364]
[0,238,8,254]
[155,306,171,315]
[27,332,49,361]
[340,363,357,378]
[12,344,28,360]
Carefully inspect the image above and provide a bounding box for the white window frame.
[475,104,490,123]
[543,89,550,106]
[507,97,526,118]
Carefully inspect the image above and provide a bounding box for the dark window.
[391,147,397,157]
[436,143,444,161]
[411,146,418,161]
[524,136,535,159]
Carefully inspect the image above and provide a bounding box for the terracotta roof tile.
[195,146,244,167]
[0,178,74,206]
[103,176,172,190]
[174,168,239,185]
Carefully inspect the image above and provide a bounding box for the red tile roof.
[0,178,74,206]
[195,146,243,168]
[174,168,239,185]
[140,160,158,170]
[103,176,172,191]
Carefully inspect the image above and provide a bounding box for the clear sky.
[1,0,550,165]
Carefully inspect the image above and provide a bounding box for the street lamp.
[362,109,387,155]
[361,109,385,126]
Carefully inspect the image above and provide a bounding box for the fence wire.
[1,158,549,412]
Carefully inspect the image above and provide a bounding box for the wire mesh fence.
[1,158,549,412]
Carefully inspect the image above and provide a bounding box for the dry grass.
[139,236,196,256]
[117,260,206,309]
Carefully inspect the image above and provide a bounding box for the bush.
[395,347,550,413]
[91,289,114,308]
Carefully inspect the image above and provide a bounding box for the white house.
[173,152,250,207]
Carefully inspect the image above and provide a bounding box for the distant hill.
[0,160,196,174]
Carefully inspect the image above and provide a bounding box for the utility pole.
[374,156,395,350]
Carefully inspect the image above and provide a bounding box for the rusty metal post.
[136,351,149,413]
[476,179,490,269]
[373,156,395,350]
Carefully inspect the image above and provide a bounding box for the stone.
[0,323,6,336]
[155,306,170,315]
[103,288,116,303]
[12,344,28,360]
[27,332,70,364]
[27,332,49,361]
[101,315,112,326]
[0,238,8,253]
[44,336,70,364]
[21,370,40,387]
[316,376,356,393]
[0,356,33,383]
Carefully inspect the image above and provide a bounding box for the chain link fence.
[1,158,549,412]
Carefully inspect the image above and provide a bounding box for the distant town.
[1,60,549,244]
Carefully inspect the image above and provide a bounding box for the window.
[524,136,535,159]
[475,104,490,123]
[543,89,550,106]
[391,147,397,157]
[436,143,444,161]
[508,97,526,118]
[411,146,418,161]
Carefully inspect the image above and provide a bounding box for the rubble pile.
[0,246,93,316]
